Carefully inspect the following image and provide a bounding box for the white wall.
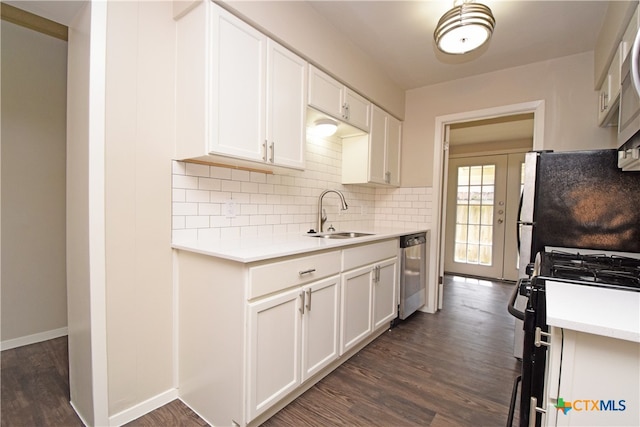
[66,1,106,425]
[402,52,618,187]
[0,21,68,346]
[103,0,176,420]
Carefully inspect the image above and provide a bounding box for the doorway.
[444,152,526,281]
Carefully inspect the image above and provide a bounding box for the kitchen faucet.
[317,190,348,232]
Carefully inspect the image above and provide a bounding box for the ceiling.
[10,0,608,145]
[10,0,610,91]
[307,0,610,91]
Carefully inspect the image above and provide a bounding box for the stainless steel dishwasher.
[399,231,428,319]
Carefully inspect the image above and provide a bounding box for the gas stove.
[534,249,640,291]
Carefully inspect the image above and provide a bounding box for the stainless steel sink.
[310,232,374,239]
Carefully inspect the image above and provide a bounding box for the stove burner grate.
[541,250,640,289]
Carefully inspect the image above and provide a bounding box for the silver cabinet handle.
[262,140,268,162]
[529,396,546,427]
[299,291,305,315]
[535,327,551,347]
[269,142,274,163]
[299,268,316,276]
[306,288,312,312]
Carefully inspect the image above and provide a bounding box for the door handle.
[305,288,312,312]
[529,396,547,427]
[497,218,504,224]
[299,291,305,315]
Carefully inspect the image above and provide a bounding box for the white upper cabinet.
[266,40,308,169]
[210,7,266,161]
[342,105,402,186]
[175,2,306,169]
[308,65,371,132]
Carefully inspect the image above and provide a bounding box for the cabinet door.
[266,40,307,169]
[373,258,398,330]
[385,115,401,186]
[210,7,266,161]
[368,105,388,185]
[344,88,371,132]
[340,265,373,354]
[301,276,340,382]
[308,65,344,119]
[247,288,302,421]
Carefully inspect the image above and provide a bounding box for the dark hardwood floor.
[1,275,521,426]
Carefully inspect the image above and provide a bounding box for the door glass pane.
[454,164,496,265]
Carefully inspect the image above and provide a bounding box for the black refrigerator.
[513,149,640,357]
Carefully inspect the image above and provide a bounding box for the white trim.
[429,100,545,313]
[87,2,110,425]
[108,388,179,427]
[172,249,180,389]
[70,400,92,427]
[0,327,68,351]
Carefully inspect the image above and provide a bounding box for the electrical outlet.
[225,200,236,218]
[361,205,368,215]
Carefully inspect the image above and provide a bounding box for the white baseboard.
[109,388,179,427]
[70,400,92,427]
[1,326,68,351]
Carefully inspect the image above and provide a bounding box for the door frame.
[428,101,545,312]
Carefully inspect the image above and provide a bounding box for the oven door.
[507,278,549,427]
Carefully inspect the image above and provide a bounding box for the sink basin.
[310,232,374,239]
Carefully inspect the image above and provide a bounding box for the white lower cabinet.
[248,287,302,422]
[177,238,400,427]
[542,327,640,427]
[248,275,340,421]
[301,277,341,381]
[340,257,398,354]
[341,265,374,353]
[341,239,399,354]
[373,258,398,329]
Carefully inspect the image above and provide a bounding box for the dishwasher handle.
[400,232,426,248]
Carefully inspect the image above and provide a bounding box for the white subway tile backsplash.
[173,202,198,216]
[198,203,221,216]
[172,189,186,203]
[198,178,221,191]
[186,189,211,203]
[185,215,210,229]
[171,136,433,238]
[172,161,187,175]
[231,169,250,182]
[210,166,232,180]
[173,175,198,190]
[185,163,210,177]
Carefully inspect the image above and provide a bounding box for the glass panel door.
[445,154,508,279]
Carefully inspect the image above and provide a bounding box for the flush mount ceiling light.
[313,118,338,137]
[434,1,495,55]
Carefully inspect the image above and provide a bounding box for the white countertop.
[172,228,428,263]
[545,281,640,343]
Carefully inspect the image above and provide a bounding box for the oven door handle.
[506,375,521,427]
[507,283,525,320]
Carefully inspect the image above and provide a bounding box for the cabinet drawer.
[249,251,341,299]
[342,239,398,271]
